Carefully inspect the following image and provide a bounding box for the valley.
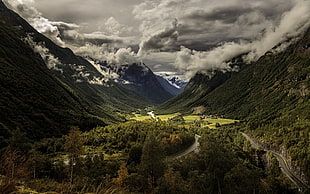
[130,111,238,128]
[0,0,309,193]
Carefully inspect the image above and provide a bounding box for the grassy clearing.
[130,113,181,121]
[130,114,151,121]
[204,118,238,128]
[183,115,201,123]
[157,113,181,121]
[130,112,238,128]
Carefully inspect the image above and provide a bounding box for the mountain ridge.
[0,1,150,141]
[158,26,310,180]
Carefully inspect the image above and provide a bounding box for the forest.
[0,119,301,193]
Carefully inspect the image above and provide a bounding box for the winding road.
[173,134,201,158]
[241,132,309,192]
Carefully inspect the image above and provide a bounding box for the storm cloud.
[4,0,310,77]
[174,0,310,78]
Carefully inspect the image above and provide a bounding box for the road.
[241,133,309,192]
[173,134,201,158]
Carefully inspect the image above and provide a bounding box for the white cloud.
[173,0,310,78]
[3,0,137,49]
[138,19,179,56]
[175,43,251,79]
[75,43,140,66]
[23,35,63,72]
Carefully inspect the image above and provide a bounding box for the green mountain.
[0,1,149,142]
[159,29,309,120]
[159,27,310,178]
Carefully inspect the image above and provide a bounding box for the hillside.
[0,21,101,141]
[0,1,149,142]
[159,28,309,119]
[159,27,310,179]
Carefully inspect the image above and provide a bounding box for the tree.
[139,132,166,191]
[64,126,85,184]
[112,163,129,190]
[156,168,188,194]
[128,144,142,165]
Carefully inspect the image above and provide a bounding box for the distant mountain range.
[87,60,175,104]
[155,72,187,96]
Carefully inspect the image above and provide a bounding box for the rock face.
[155,72,188,96]
[95,61,174,104]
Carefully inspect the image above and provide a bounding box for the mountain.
[92,61,173,104]
[0,1,149,142]
[159,27,310,178]
[159,28,309,119]
[157,57,245,113]
[155,72,187,96]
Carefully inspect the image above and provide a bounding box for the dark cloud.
[138,20,180,55]
[4,0,310,76]
[84,32,124,45]
[185,7,251,24]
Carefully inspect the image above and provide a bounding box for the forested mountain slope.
[159,27,310,180]
[0,1,149,143]
[159,28,309,121]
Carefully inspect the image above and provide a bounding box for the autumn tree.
[139,132,166,191]
[156,168,188,194]
[64,126,85,184]
[112,163,129,190]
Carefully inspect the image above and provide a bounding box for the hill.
[158,27,310,179]
[0,1,149,142]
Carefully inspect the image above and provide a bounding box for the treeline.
[0,121,300,193]
[84,120,197,155]
[246,100,310,182]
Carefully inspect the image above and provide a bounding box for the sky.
[3,0,310,79]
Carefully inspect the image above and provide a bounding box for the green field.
[130,112,238,128]
[203,118,238,128]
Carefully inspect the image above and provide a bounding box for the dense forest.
[0,120,302,193]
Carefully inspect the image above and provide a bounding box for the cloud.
[141,52,177,72]
[75,43,140,66]
[4,0,310,79]
[4,0,137,49]
[175,43,251,78]
[138,19,180,56]
[23,35,63,73]
[133,0,298,52]
[4,0,66,46]
[173,0,310,78]
[244,0,310,62]
[104,17,132,36]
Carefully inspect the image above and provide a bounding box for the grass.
[157,113,181,121]
[204,118,238,129]
[130,112,238,128]
[130,113,181,121]
[183,115,201,123]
